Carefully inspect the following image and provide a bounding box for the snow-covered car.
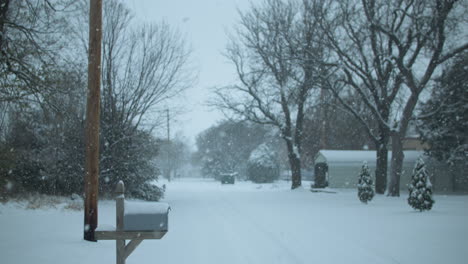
[220,172,237,184]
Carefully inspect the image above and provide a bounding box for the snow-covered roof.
[315,150,425,165]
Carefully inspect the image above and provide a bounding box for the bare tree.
[380,0,467,196]
[94,0,194,188]
[0,0,80,146]
[322,0,468,196]
[100,1,193,133]
[320,0,402,194]
[0,0,74,104]
[69,0,194,134]
[214,0,327,189]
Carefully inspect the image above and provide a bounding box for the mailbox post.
[95,181,169,264]
[116,182,126,264]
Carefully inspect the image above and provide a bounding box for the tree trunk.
[375,129,389,194]
[388,132,404,196]
[388,93,419,196]
[289,154,302,189]
[375,143,388,194]
[285,138,302,189]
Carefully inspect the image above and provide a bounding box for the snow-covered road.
[1,178,467,264]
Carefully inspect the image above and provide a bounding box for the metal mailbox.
[123,201,170,232]
[95,181,169,264]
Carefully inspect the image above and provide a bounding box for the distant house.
[399,120,429,151]
[402,137,427,151]
[280,169,313,181]
[314,150,455,192]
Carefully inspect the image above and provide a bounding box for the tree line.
[212,0,467,194]
[0,0,194,200]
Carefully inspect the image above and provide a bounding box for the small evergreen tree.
[357,161,374,203]
[408,158,434,211]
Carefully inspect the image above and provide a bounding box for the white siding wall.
[328,163,416,190]
[316,150,459,192]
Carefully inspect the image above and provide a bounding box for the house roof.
[315,150,425,165]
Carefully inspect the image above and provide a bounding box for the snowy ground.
[1,178,467,264]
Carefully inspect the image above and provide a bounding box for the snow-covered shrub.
[357,161,374,203]
[23,194,63,209]
[64,194,84,211]
[196,121,269,179]
[408,158,434,211]
[1,107,164,199]
[247,144,279,183]
[63,201,84,211]
[129,182,164,201]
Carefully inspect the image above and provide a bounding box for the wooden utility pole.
[319,87,327,149]
[84,0,103,242]
[167,109,170,143]
[166,109,171,182]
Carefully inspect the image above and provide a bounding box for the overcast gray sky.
[128,0,251,146]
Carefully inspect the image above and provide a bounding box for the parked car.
[220,172,237,184]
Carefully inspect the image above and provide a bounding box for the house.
[314,150,454,192]
[400,121,429,151]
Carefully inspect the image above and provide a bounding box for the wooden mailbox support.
[95,181,168,264]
